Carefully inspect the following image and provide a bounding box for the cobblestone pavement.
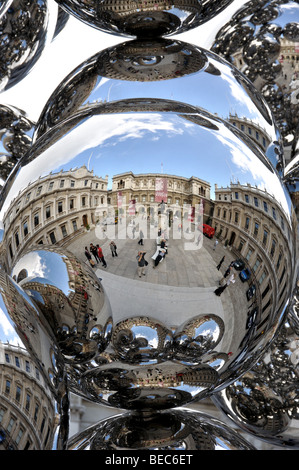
[66,223,252,353]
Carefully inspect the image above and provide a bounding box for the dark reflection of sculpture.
[212,289,299,447]
[55,0,234,38]
[0,104,35,184]
[211,0,299,144]
[0,0,59,92]
[33,37,283,172]
[68,408,255,450]
[0,269,69,449]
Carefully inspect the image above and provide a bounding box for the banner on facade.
[155,178,168,203]
[117,191,123,208]
[129,199,136,215]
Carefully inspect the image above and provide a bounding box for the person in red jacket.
[96,244,107,268]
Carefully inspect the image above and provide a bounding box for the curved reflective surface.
[0,268,69,449]
[0,96,296,411]
[211,0,299,144]
[0,104,35,185]
[0,0,58,92]
[10,246,113,365]
[212,289,299,448]
[55,0,234,38]
[68,408,255,450]
[34,37,284,173]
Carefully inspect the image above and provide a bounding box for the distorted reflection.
[0,98,295,410]
[211,0,299,143]
[0,104,35,185]
[34,37,283,173]
[0,0,59,92]
[212,291,299,448]
[54,0,234,38]
[0,269,69,449]
[68,408,255,450]
[10,246,113,365]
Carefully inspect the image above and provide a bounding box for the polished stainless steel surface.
[0,0,297,450]
[0,0,58,92]
[34,37,284,174]
[0,104,35,185]
[68,408,255,450]
[55,0,234,38]
[211,0,299,144]
[212,283,299,447]
[0,268,69,449]
[0,96,296,412]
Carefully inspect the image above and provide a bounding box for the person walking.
[90,243,100,263]
[137,251,147,277]
[138,229,144,245]
[214,282,227,296]
[109,241,118,257]
[96,244,107,268]
[216,255,225,270]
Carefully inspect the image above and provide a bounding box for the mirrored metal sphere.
[0,104,35,185]
[0,0,59,92]
[10,246,113,365]
[0,268,69,449]
[0,94,296,411]
[55,0,234,38]
[212,307,299,448]
[210,0,299,144]
[68,408,255,450]
[34,37,284,174]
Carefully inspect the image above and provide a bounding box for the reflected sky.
[1,108,291,223]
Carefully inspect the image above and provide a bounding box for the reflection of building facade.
[0,343,55,450]
[109,172,212,221]
[228,113,271,153]
[212,182,295,332]
[98,1,199,16]
[3,166,108,268]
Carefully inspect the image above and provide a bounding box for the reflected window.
[254,197,259,207]
[58,201,63,213]
[23,221,28,237]
[25,192,31,203]
[234,192,239,199]
[263,201,268,212]
[72,220,78,231]
[262,283,271,299]
[7,417,15,434]
[84,179,88,186]
[245,194,250,203]
[15,428,23,445]
[34,404,39,422]
[253,257,261,272]
[69,198,74,210]
[34,213,39,227]
[61,225,67,238]
[49,231,56,244]
[82,196,86,207]
[48,182,54,190]
[280,217,285,230]
[9,244,13,259]
[254,222,259,236]
[5,353,10,363]
[259,271,267,284]
[5,380,10,394]
[245,217,250,230]
[270,239,276,257]
[40,417,46,434]
[25,394,31,411]
[246,248,253,261]
[256,131,259,140]
[15,386,21,402]
[45,206,51,219]
[60,180,65,188]
[15,356,20,367]
[248,127,252,135]
[234,212,239,223]
[223,210,226,219]
[15,232,19,247]
[70,180,75,187]
[0,409,5,423]
[36,186,42,196]
[262,229,268,246]
[25,360,30,373]
[272,207,277,220]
